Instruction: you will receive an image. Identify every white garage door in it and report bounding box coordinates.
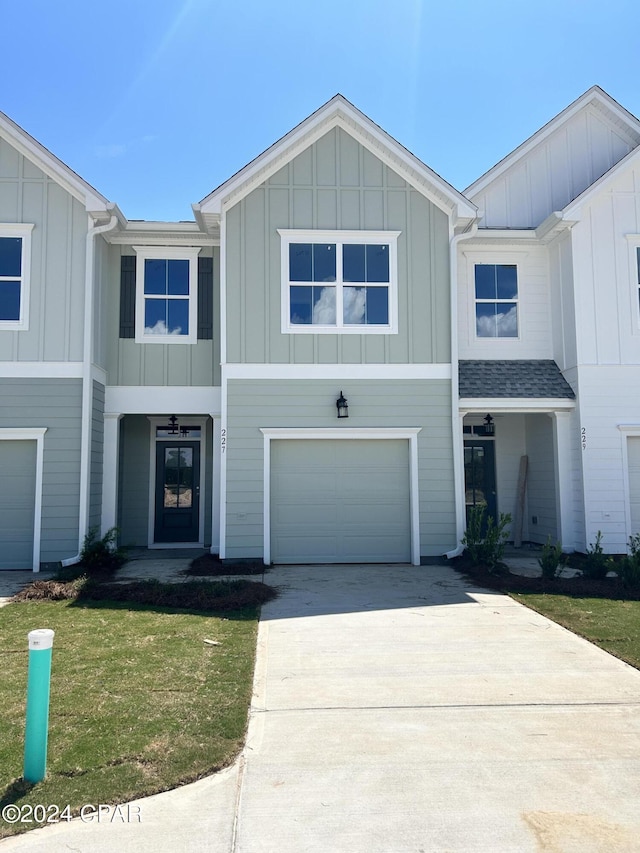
[271,439,411,564]
[628,437,640,536]
[0,440,36,570]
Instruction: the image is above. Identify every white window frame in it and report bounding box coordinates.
[278,229,400,334]
[133,246,200,344]
[0,224,34,332]
[472,261,520,341]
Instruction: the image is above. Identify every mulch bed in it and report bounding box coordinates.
[184,553,267,576]
[452,557,640,601]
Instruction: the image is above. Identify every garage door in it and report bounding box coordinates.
[271,439,411,564]
[628,437,640,535]
[0,440,37,570]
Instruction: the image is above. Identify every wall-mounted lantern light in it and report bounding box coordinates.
[483,413,495,436]
[336,391,349,419]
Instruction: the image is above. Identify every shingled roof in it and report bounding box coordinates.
[459,360,576,399]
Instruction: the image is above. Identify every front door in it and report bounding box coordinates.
[154,441,200,543]
[464,439,497,529]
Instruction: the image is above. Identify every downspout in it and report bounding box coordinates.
[444,216,479,560]
[61,211,118,567]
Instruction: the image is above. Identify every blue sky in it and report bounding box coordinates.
[3,0,639,221]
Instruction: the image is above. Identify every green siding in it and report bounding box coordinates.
[225,378,455,560]
[0,138,88,363]
[225,127,451,366]
[105,245,221,387]
[89,381,105,531]
[0,378,82,563]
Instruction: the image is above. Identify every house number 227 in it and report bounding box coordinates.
[221,428,227,453]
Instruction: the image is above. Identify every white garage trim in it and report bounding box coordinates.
[0,428,47,572]
[260,427,421,565]
[617,424,640,545]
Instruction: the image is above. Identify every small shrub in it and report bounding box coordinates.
[581,530,612,580]
[538,536,564,580]
[79,527,126,574]
[619,534,640,589]
[462,506,512,572]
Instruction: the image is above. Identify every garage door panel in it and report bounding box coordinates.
[0,440,37,570]
[271,439,411,564]
[628,437,640,534]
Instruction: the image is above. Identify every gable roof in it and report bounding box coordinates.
[194,94,477,230]
[0,110,113,217]
[464,86,640,201]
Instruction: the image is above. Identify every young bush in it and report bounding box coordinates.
[462,506,512,572]
[79,527,126,574]
[538,536,564,580]
[619,533,640,590]
[581,530,612,580]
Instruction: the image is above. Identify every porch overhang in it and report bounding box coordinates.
[459,398,575,413]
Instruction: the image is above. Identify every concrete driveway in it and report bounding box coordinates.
[2,563,640,852]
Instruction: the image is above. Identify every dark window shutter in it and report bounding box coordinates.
[119,256,136,338]
[197,256,213,340]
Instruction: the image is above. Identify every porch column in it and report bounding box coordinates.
[551,411,574,550]
[101,413,123,537]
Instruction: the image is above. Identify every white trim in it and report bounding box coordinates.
[219,370,228,559]
[0,427,47,572]
[278,230,400,335]
[105,386,221,415]
[617,424,640,544]
[459,398,575,412]
[133,246,201,345]
[211,417,222,553]
[222,363,451,380]
[260,427,421,566]
[550,411,575,550]
[91,365,108,385]
[146,416,208,548]
[0,224,34,331]
[463,254,524,342]
[101,413,122,537]
[0,361,83,378]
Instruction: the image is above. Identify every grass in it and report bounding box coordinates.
[0,579,274,838]
[510,593,640,670]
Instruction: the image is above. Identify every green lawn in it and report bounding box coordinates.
[0,598,259,838]
[511,593,640,670]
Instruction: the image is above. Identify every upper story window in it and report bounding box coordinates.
[0,224,34,332]
[474,263,518,338]
[134,247,200,344]
[279,230,400,334]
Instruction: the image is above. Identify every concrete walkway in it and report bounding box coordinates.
[2,563,640,851]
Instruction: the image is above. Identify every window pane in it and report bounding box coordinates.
[312,285,336,324]
[0,281,21,320]
[496,265,517,299]
[0,237,22,277]
[366,286,389,323]
[343,286,366,324]
[476,302,497,337]
[167,259,189,295]
[343,244,365,282]
[289,244,312,281]
[495,303,518,337]
[475,265,496,299]
[144,259,167,294]
[312,244,336,282]
[290,285,312,324]
[366,244,389,282]
[167,299,189,335]
[144,299,167,334]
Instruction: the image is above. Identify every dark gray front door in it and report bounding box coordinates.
[464,439,497,529]
[154,441,200,543]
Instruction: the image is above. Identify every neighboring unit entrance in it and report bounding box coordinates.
[464,439,497,526]
[154,441,200,542]
[0,440,37,569]
[270,439,411,564]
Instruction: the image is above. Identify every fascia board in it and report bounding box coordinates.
[197,95,476,221]
[459,398,575,412]
[0,110,111,212]
[464,86,640,200]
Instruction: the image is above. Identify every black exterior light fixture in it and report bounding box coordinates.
[336,391,349,419]
[483,413,495,436]
[167,414,179,435]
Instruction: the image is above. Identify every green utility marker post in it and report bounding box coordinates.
[23,629,55,784]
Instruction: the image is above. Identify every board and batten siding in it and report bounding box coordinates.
[89,380,105,532]
[457,243,553,360]
[525,414,558,544]
[225,127,451,366]
[0,137,87,362]
[224,378,455,560]
[0,378,82,563]
[469,105,635,228]
[105,245,221,387]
